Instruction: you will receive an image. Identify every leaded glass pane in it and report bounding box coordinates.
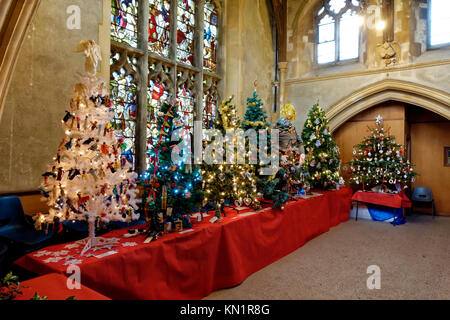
[203,1,218,71]
[429,0,450,47]
[149,0,171,56]
[110,56,137,168]
[177,83,195,131]
[329,0,346,14]
[111,0,138,47]
[177,0,195,65]
[339,10,360,60]
[203,93,217,129]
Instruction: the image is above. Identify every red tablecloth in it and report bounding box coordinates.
[15,188,352,300]
[352,190,411,208]
[14,273,110,300]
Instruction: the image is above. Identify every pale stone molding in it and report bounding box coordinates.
[0,0,41,123]
[326,79,450,132]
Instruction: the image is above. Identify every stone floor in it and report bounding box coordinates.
[204,213,450,300]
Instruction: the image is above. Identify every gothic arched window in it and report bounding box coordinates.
[316,0,362,65]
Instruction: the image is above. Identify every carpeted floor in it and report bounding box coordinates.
[204,214,450,300]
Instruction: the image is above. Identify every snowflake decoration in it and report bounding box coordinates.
[122,242,137,247]
[64,243,80,249]
[33,250,52,257]
[376,115,383,124]
[43,257,64,263]
[63,259,83,266]
[52,250,69,257]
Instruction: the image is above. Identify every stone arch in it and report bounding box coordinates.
[0,0,41,122]
[326,79,450,132]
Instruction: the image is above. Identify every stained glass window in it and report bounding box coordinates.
[110,1,221,171]
[111,0,138,47]
[316,0,361,64]
[429,0,450,47]
[177,0,195,65]
[149,0,171,56]
[177,80,195,131]
[110,54,138,167]
[203,1,218,71]
[203,93,217,129]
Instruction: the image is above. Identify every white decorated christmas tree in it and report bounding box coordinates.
[39,40,140,252]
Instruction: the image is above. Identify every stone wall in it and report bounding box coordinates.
[220,0,275,121]
[0,0,108,193]
[285,0,450,132]
[0,0,274,193]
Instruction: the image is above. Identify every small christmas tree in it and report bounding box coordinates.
[348,115,417,190]
[202,96,258,219]
[301,103,343,190]
[241,91,271,132]
[141,102,203,235]
[39,41,140,253]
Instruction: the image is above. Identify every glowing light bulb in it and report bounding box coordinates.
[376,20,386,31]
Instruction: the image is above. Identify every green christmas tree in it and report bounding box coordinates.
[348,115,417,190]
[241,91,271,174]
[202,96,258,218]
[301,103,343,190]
[141,102,203,234]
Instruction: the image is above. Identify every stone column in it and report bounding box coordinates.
[277,61,288,119]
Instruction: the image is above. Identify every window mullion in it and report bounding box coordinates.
[169,0,178,103]
[136,0,150,174]
[194,0,205,122]
[335,18,339,62]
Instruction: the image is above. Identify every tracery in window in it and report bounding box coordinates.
[176,70,195,131]
[203,1,219,71]
[316,0,361,65]
[148,0,171,56]
[110,0,221,172]
[110,51,139,168]
[429,0,450,47]
[111,0,139,48]
[177,0,196,65]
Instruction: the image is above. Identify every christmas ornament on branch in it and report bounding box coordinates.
[348,115,417,192]
[38,40,140,255]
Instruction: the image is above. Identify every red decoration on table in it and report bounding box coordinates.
[352,190,411,208]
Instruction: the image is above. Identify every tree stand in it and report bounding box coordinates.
[80,218,119,256]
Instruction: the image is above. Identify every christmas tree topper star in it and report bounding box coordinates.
[376,115,383,124]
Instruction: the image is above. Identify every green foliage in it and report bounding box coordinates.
[30,292,48,300]
[241,91,270,131]
[0,272,23,300]
[141,102,203,229]
[301,104,343,190]
[348,117,417,188]
[202,97,257,216]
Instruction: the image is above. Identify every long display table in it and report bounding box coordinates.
[15,188,352,300]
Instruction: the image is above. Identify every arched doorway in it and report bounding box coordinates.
[332,97,450,217]
[326,79,450,132]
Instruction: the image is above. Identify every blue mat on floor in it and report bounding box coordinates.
[367,204,406,226]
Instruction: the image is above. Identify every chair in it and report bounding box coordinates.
[411,187,435,218]
[0,196,54,251]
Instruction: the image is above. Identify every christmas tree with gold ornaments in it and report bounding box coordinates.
[202,96,258,219]
[348,115,417,191]
[38,41,140,253]
[301,103,344,190]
